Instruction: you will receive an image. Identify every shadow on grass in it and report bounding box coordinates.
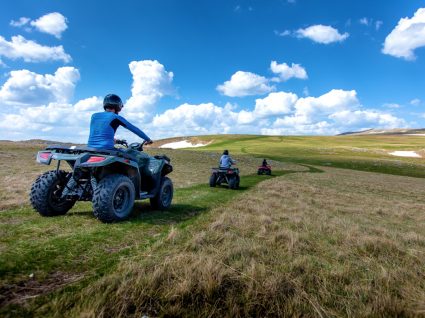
[130,203,208,225]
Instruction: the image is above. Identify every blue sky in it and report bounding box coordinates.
[0,0,424,141]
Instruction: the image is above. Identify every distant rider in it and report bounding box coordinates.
[262,158,268,167]
[219,150,235,168]
[87,94,153,149]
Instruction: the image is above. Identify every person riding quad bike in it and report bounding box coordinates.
[88,93,153,149]
[257,158,272,175]
[30,94,174,223]
[219,149,235,168]
[209,150,240,189]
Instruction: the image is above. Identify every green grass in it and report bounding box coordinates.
[1,169,306,316]
[193,134,425,177]
[1,136,425,317]
[37,165,425,317]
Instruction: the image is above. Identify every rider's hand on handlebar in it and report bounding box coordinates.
[144,140,153,145]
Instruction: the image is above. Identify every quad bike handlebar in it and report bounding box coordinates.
[114,139,152,152]
[114,139,128,147]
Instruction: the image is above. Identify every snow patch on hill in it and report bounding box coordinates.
[389,151,421,158]
[159,140,209,149]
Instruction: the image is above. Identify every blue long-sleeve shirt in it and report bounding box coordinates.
[219,154,235,168]
[87,111,151,149]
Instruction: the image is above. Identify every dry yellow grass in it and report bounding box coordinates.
[57,167,425,317]
[0,141,291,210]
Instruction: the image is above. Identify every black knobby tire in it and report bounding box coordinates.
[266,170,271,175]
[257,170,262,175]
[30,170,76,217]
[92,174,135,223]
[209,174,217,187]
[235,175,240,189]
[150,177,173,210]
[228,176,238,190]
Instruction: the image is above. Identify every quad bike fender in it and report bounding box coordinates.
[141,158,173,197]
[75,154,141,198]
[75,153,139,169]
[36,151,81,165]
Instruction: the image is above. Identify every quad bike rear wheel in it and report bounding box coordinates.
[228,175,240,190]
[150,177,173,210]
[209,174,217,187]
[30,170,76,217]
[93,174,135,223]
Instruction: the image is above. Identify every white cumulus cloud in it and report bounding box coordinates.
[253,92,297,118]
[270,61,308,82]
[0,60,407,141]
[148,89,405,138]
[125,59,174,122]
[0,101,96,141]
[151,102,240,137]
[296,24,349,44]
[217,71,274,97]
[32,12,68,38]
[10,13,68,39]
[10,17,30,27]
[263,89,405,135]
[329,110,404,127]
[0,35,71,63]
[74,96,103,112]
[0,67,80,106]
[383,8,425,60]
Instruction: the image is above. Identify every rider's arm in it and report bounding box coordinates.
[115,115,152,142]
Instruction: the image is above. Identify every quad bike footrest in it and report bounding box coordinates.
[140,192,155,199]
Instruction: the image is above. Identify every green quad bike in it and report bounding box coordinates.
[30,140,173,223]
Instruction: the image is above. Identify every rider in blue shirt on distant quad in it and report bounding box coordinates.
[87,94,153,149]
[219,150,236,168]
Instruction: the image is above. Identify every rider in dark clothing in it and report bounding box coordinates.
[262,159,268,167]
[87,94,152,149]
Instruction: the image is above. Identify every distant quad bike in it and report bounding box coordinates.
[30,140,173,223]
[209,167,240,189]
[257,165,272,175]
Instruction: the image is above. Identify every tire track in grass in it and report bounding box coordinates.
[132,166,322,227]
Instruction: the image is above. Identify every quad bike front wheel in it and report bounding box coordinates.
[30,170,76,217]
[93,174,135,223]
[150,177,173,210]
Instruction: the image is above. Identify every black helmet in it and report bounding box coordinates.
[103,94,123,112]
[223,150,229,155]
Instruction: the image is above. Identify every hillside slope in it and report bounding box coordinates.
[170,134,425,178]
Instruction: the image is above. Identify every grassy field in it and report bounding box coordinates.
[1,136,425,317]
[186,134,425,178]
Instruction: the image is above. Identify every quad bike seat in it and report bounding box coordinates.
[46,145,136,161]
